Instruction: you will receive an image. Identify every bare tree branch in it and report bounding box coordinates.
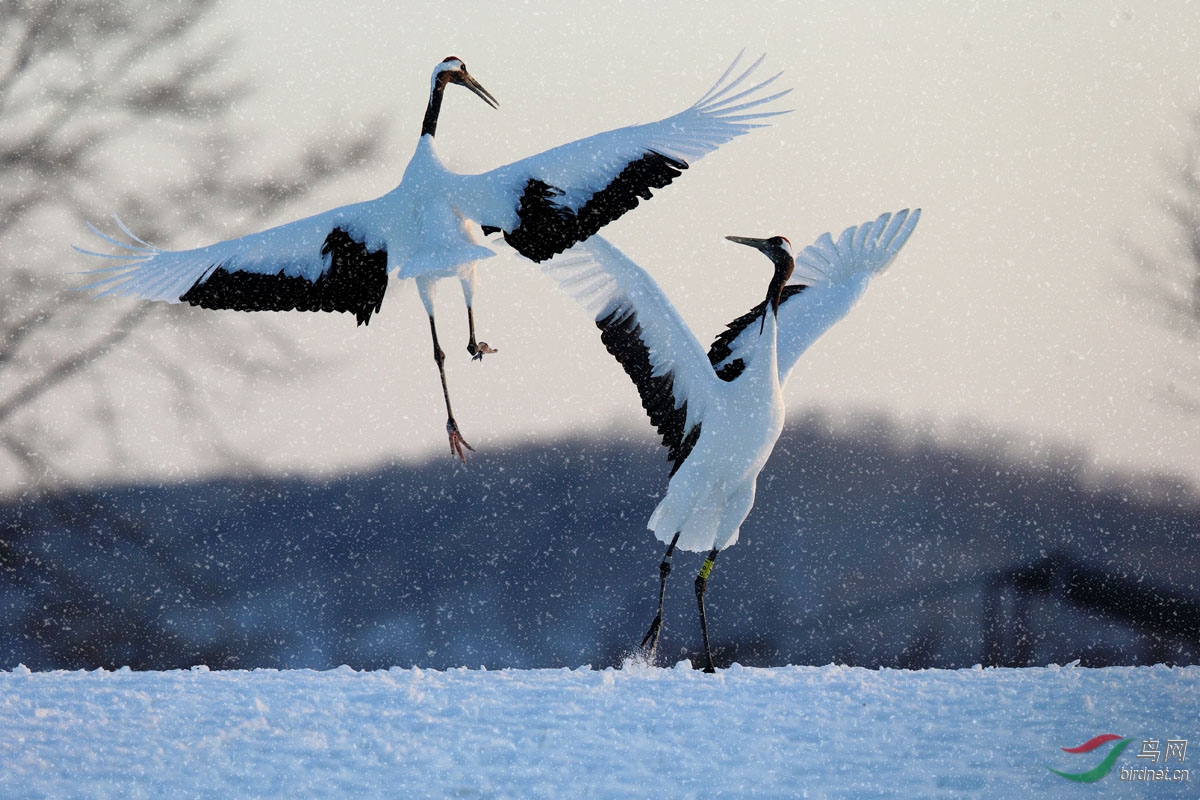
[1121,112,1200,417]
[0,0,386,491]
[0,305,151,425]
[1133,113,1200,332]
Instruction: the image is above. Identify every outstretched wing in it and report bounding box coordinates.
[76,200,391,326]
[708,209,921,385]
[544,237,718,474]
[466,53,791,263]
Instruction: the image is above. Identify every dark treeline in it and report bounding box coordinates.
[2,412,1198,671]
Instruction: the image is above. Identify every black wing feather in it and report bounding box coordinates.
[706,284,807,381]
[597,306,700,476]
[179,227,388,326]
[504,152,687,263]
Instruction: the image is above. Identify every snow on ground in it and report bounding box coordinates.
[1,663,1196,799]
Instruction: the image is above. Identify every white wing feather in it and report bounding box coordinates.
[460,52,791,225]
[778,209,921,384]
[709,209,921,387]
[544,236,718,432]
[76,199,386,301]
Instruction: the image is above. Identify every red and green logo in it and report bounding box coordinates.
[1047,734,1133,783]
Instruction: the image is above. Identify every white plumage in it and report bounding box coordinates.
[77,54,790,460]
[544,209,921,669]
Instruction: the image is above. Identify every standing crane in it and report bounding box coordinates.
[78,54,789,460]
[543,209,921,670]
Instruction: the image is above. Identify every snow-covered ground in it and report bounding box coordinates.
[1,663,1195,799]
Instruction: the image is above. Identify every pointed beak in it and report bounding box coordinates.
[458,71,499,109]
[728,235,790,333]
[725,235,773,254]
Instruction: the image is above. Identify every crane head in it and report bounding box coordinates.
[434,57,499,109]
[726,235,791,261]
[726,235,796,330]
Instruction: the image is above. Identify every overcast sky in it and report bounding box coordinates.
[39,1,1200,492]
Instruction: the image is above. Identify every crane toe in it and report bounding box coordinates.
[640,615,664,657]
[446,420,475,462]
[469,342,497,361]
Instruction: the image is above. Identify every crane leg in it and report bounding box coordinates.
[429,314,473,461]
[639,532,681,659]
[694,548,720,673]
[466,307,496,361]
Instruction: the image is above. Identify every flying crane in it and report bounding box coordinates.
[78,54,789,460]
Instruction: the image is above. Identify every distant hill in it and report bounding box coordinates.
[3,412,1198,671]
